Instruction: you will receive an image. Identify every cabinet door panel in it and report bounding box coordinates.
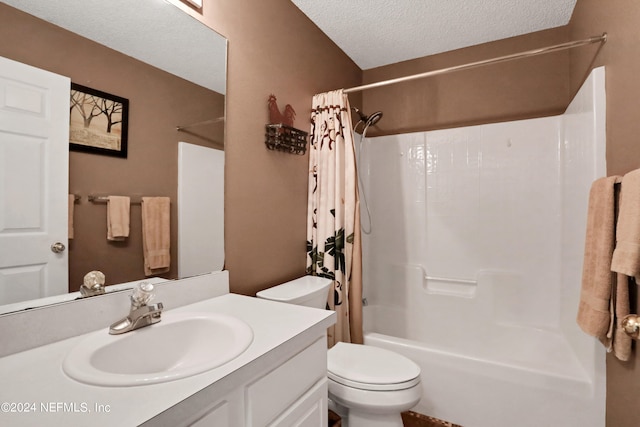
[269,378,327,427]
[246,338,326,426]
[190,400,230,427]
[188,390,244,427]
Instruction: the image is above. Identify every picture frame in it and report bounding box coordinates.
[69,83,129,158]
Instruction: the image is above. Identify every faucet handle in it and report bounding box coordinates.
[131,282,155,308]
[80,270,106,297]
[83,270,105,288]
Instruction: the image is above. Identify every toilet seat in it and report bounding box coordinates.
[328,342,421,391]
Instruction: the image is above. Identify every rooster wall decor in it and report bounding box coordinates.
[268,94,296,127]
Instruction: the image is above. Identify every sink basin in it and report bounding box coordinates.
[62,311,253,387]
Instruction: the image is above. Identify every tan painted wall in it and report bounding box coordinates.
[196,0,362,296]
[569,2,640,426]
[0,4,224,290]
[360,27,571,136]
[0,0,360,296]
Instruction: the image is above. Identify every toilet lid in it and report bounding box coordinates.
[327,343,421,391]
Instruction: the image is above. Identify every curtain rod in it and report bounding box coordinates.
[344,33,607,94]
[176,116,225,131]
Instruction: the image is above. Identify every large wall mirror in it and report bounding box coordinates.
[0,0,227,314]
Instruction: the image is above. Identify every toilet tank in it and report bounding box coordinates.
[256,276,332,309]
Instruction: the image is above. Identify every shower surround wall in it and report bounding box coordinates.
[360,68,606,427]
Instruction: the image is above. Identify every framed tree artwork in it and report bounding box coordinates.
[69,83,129,158]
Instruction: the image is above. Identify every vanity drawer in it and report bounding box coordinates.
[246,336,326,426]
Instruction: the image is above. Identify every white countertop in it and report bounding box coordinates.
[0,294,335,427]
[0,277,169,316]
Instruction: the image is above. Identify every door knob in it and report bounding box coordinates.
[622,314,640,339]
[51,242,66,253]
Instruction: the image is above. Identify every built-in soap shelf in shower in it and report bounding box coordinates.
[402,264,478,298]
[424,275,477,298]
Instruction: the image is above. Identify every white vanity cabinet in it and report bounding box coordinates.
[246,337,327,427]
[145,336,328,427]
[0,290,336,427]
[187,389,244,427]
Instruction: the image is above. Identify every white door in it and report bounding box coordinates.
[178,142,225,278]
[0,56,70,305]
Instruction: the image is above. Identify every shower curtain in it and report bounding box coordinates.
[306,89,363,346]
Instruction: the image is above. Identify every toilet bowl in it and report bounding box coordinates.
[256,276,422,427]
[328,341,421,427]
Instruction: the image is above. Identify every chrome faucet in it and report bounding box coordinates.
[109,282,163,335]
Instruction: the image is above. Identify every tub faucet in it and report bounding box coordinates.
[109,282,163,335]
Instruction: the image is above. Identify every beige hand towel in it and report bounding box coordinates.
[68,194,75,240]
[611,169,640,279]
[577,176,620,342]
[141,197,170,276]
[107,196,131,241]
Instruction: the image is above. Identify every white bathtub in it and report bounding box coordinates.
[363,304,603,427]
[358,68,607,427]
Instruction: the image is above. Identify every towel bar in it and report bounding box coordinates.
[88,195,143,205]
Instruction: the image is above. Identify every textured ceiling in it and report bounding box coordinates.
[1,0,227,94]
[291,0,577,70]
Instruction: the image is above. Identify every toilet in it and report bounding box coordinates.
[256,276,422,427]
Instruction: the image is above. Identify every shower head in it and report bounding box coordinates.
[351,107,383,128]
[365,111,383,127]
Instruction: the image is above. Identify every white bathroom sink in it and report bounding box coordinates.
[62,311,253,387]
